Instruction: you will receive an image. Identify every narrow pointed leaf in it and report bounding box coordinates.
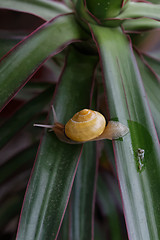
[118,2,160,20]
[0,86,54,149]
[71,142,97,240]
[64,0,73,8]
[136,55,160,137]
[0,14,87,111]
[0,0,71,20]
[91,25,160,239]
[142,54,160,77]
[16,48,97,240]
[123,18,160,32]
[58,206,70,240]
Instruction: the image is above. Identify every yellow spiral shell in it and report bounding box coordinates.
[65,109,106,142]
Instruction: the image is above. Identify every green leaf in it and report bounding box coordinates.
[118,1,160,20]
[0,86,54,149]
[16,48,97,240]
[0,0,71,21]
[136,55,160,137]
[86,0,123,19]
[142,54,160,77]
[75,0,97,26]
[0,14,87,111]
[91,25,160,239]
[64,0,74,8]
[123,18,160,32]
[58,206,70,240]
[71,142,97,240]
[103,141,116,174]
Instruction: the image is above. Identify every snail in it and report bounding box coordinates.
[34,106,129,144]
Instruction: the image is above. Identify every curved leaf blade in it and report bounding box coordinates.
[123,18,160,32]
[118,2,160,20]
[71,142,97,240]
[135,54,160,138]
[0,86,54,149]
[0,14,86,111]
[142,54,160,78]
[0,0,71,20]
[91,25,160,240]
[16,48,97,240]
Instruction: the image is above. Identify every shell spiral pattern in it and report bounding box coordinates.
[65,109,106,142]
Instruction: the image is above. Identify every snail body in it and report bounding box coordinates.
[34,106,129,144]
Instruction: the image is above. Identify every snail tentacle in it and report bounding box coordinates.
[33,124,53,129]
[33,105,57,130]
[51,105,58,123]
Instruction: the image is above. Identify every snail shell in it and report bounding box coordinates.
[34,106,129,144]
[65,109,106,142]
